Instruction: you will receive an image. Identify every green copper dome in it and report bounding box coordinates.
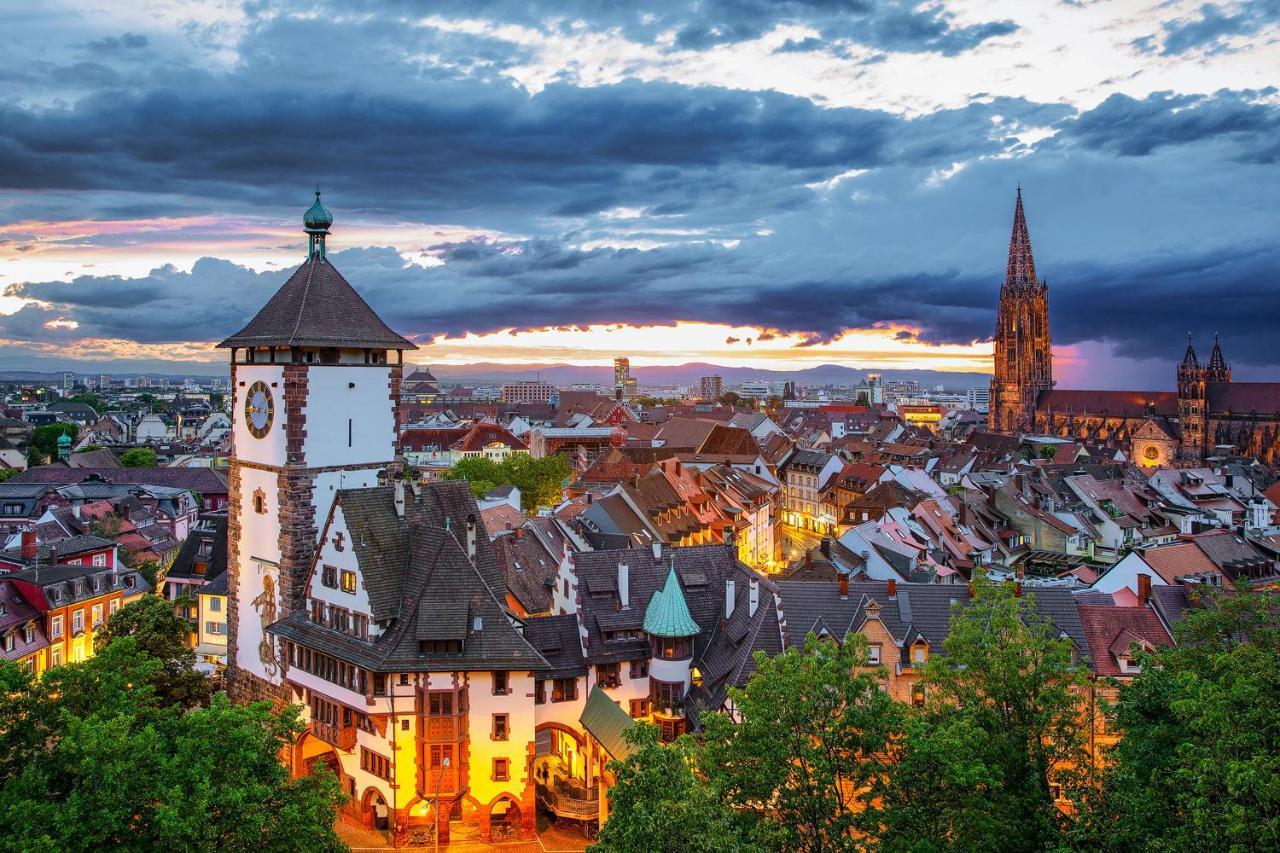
[643,566,700,638]
[56,433,71,446]
[303,190,333,232]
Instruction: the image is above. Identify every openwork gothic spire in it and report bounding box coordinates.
[1207,333,1228,372]
[1004,185,1039,290]
[1181,334,1199,369]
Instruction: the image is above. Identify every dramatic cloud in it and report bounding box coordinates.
[0,0,1277,384]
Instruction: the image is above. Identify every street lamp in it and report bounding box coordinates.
[434,754,450,853]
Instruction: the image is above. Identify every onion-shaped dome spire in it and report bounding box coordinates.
[303,189,333,260]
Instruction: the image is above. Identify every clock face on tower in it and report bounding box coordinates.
[244,381,275,439]
[1143,445,1160,461]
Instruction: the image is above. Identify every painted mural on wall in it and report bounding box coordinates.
[252,571,279,679]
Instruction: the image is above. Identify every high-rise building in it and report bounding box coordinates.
[613,357,636,401]
[989,187,1053,434]
[699,375,723,402]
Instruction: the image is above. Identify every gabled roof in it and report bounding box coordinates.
[643,566,701,637]
[218,258,415,350]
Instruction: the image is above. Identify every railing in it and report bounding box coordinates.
[312,720,356,752]
[539,782,600,820]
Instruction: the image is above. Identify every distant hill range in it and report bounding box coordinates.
[426,362,991,391]
[0,354,990,392]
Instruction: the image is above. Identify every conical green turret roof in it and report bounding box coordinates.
[643,566,700,638]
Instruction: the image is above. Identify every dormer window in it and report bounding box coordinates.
[911,643,928,665]
[867,643,882,665]
[1118,656,1141,674]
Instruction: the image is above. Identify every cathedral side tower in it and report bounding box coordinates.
[1177,335,1206,460]
[219,193,415,703]
[989,188,1053,434]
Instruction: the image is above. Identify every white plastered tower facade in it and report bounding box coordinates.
[221,193,415,703]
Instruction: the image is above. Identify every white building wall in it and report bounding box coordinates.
[468,671,537,811]
[232,365,287,466]
[304,366,397,468]
[234,464,285,684]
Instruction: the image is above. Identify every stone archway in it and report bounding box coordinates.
[361,786,391,831]
[535,722,587,787]
[486,794,524,843]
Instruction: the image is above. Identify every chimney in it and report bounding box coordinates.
[886,578,897,599]
[748,578,759,617]
[820,537,832,559]
[725,578,736,619]
[651,541,662,560]
[1015,473,1026,493]
[393,478,406,518]
[1014,582,1023,598]
[838,574,848,600]
[466,514,477,560]
[21,529,37,560]
[966,582,974,598]
[1137,573,1151,607]
[804,550,813,568]
[618,562,630,608]
[586,492,594,505]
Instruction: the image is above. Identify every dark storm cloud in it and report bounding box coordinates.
[1056,89,1280,162]
[0,77,1055,225]
[1133,0,1280,55]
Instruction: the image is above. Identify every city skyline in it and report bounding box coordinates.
[1,1,1277,387]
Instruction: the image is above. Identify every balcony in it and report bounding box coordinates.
[311,720,357,752]
[424,715,463,742]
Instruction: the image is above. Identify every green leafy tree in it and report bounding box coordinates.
[120,447,158,467]
[442,453,570,511]
[95,596,210,709]
[31,423,79,459]
[717,391,741,407]
[855,392,870,407]
[0,639,345,851]
[1076,584,1280,853]
[701,634,903,853]
[871,578,1092,852]
[209,392,225,412]
[0,468,18,483]
[593,724,752,853]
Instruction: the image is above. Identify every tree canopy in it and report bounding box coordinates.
[442,453,570,510]
[0,620,344,851]
[95,596,210,708]
[1077,584,1280,852]
[120,447,158,467]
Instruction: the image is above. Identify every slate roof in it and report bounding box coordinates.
[218,257,415,350]
[268,482,547,673]
[777,580,1093,670]
[166,513,227,582]
[493,530,558,615]
[9,467,228,493]
[0,534,115,567]
[573,544,783,709]
[522,613,587,678]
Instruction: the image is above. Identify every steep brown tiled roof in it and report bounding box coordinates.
[1138,542,1221,585]
[218,258,415,350]
[1037,389,1178,417]
[1076,604,1172,677]
[1206,382,1280,414]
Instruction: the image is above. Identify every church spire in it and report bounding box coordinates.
[1181,333,1199,369]
[1004,185,1038,290]
[1205,332,1231,383]
[1207,333,1227,371]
